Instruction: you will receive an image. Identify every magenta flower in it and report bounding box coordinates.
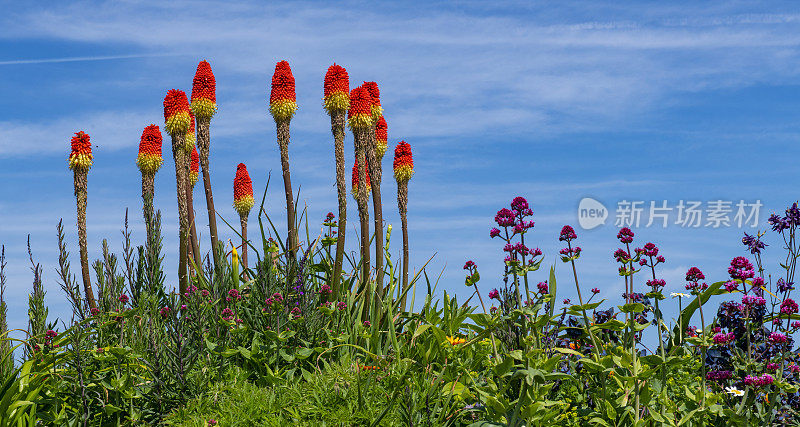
[641,242,659,257]
[685,267,705,282]
[742,295,766,307]
[766,362,780,371]
[724,281,739,292]
[159,307,170,318]
[617,227,634,244]
[712,332,735,345]
[559,225,577,242]
[781,298,798,315]
[489,227,501,238]
[488,289,500,300]
[494,208,515,227]
[563,298,571,305]
[463,260,476,270]
[728,256,755,281]
[591,287,600,294]
[118,294,129,305]
[537,281,548,294]
[769,332,789,344]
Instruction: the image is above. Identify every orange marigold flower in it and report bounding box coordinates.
[375,116,388,158]
[163,89,191,136]
[393,141,414,183]
[362,81,383,121]
[347,86,373,130]
[68,131,93,170]
[351,158,371,199]
[269,60,297,121]
[136,124,163,174]
[190,60,217,119]
[233,163,255,216]
[190,146,199,187]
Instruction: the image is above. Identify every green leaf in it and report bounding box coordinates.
[618,303,646,313]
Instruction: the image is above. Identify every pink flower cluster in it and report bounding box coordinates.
[712,332,735,345]
[744,373,774,387]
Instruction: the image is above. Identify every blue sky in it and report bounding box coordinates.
[1,1,799,342]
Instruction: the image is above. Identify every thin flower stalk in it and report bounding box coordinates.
[363,81,386,297]
[68,131,97,311]
[190,60,221,269]
[393,141,413,310]
[270,60,299,259]
[164,89,192,294]
[348,86,374,292]
[323,64,350,297]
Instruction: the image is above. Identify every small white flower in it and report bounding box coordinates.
[671,292,691,298]
[725,386,744,397]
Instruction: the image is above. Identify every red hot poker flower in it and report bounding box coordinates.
[323,63,350,113]
[393,141,414,183]
[191,60,217,118]
[233,163,255,216]
[69,131,93,170]
[163,89,191,136]
[362,81,382,121]
[136,124,163,174]
[351,159,371,199]
[347,86,373,130]
[269,60,298,121]
[190,146,200,187]
[375,116,388,158]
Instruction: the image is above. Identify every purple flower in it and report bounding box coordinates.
[741,232,767,255]
[559,225,577,242]
[563,298,571,305]
[766,362,780,371]
[325,212,335,221]
[777,279,795,293]
[337,301,347,311]
[159,307,170,318]
[646,279,666,290]
[656,255,665,263]
[118,294,129,305]
[591,287,600,294]
[488,289,500,300]
[463,260,476,270]
[769,213,789,233]
[617,227,634,244]
[787,203,800,226]
[489,227,501,238]
[724,281,739,292]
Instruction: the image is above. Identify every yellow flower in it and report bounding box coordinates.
[446,336,467,346]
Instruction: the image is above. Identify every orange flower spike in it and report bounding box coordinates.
[351,159,371,199]
[347,86,373,130]
[269,60,298,122]
[163,89,191,136]
[184,111,196,152]
[362,81,383,122]
[68,131,93,170]
[190,60,217,119]
[189,146,199,187]
[393,141,414,183]
[323,63,350,114]
[136,125,163,174]
[375,116,388,158]
[233,163,255,216]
